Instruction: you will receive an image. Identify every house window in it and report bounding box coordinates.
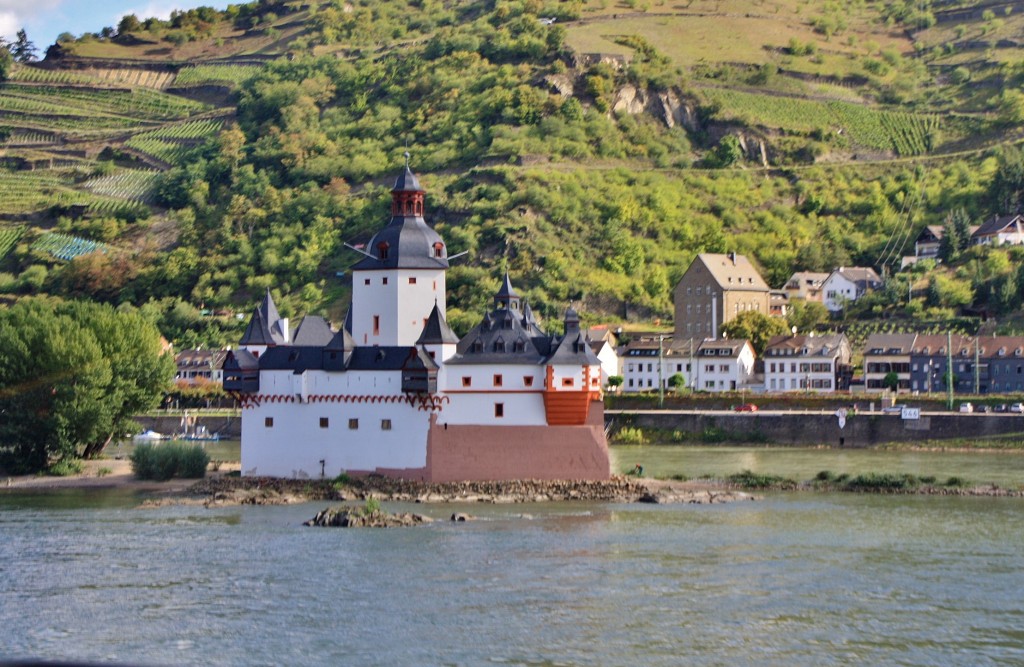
[462,376,472,387]
[494,403,504,418]
[524,376,534,387]
[265,417,273,427]
[493,374,503,387]
[348,418,359,429]
[372,315,380,336]
[381,419,392,431]
[562,378,574,387]
[364,278,370,285]
[409,277,417,284]
[319,417,329,429]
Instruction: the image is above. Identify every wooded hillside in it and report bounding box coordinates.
[2,0,1024,345]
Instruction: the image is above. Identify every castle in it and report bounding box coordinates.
[222,166,611,482]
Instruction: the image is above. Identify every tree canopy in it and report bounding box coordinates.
[0,298,175,473]
[721,310,791,356]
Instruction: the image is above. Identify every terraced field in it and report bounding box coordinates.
[174,64,262,87]
[32,232,111,261]
[701,88,942,155]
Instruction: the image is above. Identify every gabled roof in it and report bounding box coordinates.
[765,333,849,357]
[223,348,259,371]
[291,316,335,346]
[828,266,882,286]
[973,214,1024,238]
[546,330,602,366]
[785,271,829,289]
[686,253,769,292]
[863,333,918,355]
[417,303,460,345]
[697,339,752,358]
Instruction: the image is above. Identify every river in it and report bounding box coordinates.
[2,476,1023,665]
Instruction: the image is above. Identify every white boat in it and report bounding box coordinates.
[133,430,166,441]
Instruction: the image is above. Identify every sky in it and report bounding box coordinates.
[0,0,230,54]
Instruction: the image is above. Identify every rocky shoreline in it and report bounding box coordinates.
[168,474,758,508]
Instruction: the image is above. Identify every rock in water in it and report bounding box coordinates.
[304,506,432,528]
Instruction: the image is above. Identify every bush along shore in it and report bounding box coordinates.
[173,474,757,508]
[723,469,1024,496]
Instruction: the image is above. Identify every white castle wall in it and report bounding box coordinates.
[241,400,430,478]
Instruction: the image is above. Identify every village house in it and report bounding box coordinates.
[586,326,622,386]
[862,333,916,392]
[784,271,829,302]
[673,252,771,340]
[822,266,883,312]
[175,349,228,384]
[222,166,610,482]
[971,214,1024,246]
[696,339,756,392]
[763,333,852,393]
[908,334,1024,394]
[619,334,696,392]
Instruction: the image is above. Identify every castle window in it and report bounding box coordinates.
[471,339,483,353]
[409,277,417,284]
[524,376,534,387]
[513,339,526,353]
[265,417,273,428]
[493,339,506,353]
[320,417,329,429]
[494,403,504,418]
[462,376,472,387]
[433,242,444,258]
[381,419,392,431]
[373,315,380,336]
[348,418,359,430]
[364,279,370,285]
[382,277,388,285]
[493,374,503,387]
[562,378,574,387]
[377,242,389,259]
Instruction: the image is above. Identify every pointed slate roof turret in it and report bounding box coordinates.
[563,305,581,336]
[240,288,287,346]
[494,272,521,311]
[351,162,449,271]
[417,302,460,345]
[291,315,335,346]
[520,299,545,336]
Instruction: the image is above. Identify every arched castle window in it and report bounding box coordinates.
[377,242,390,260]
[433,242,444,258]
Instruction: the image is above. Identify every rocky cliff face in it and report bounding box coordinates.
[610,84,700,133]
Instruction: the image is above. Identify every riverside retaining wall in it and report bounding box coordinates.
[611,412,1024,447]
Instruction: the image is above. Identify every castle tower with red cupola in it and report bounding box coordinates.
[350,164,448,347]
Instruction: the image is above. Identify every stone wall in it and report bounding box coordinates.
[613,412,1024,447]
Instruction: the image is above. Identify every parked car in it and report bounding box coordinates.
[1011,403,1024,413]
[959,403,974,413]
[976,404,991,413]
[882,405,904,414]
[734,403,758,412]
[994,404,1009,413]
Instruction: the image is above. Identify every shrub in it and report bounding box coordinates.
[945,476,969,488]
[130,443,209,480]
[843,473,920,492]
[727,469,796,489]
[613,426,647,444]
[47,459,84,477]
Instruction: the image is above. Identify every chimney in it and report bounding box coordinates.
[729,251,736,265]
[281,317,290,343]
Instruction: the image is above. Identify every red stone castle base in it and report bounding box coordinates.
[371,401,611,482]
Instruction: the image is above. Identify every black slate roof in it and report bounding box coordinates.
[417,303,460,345]
[239,289,287,346]
[291,315,335,346]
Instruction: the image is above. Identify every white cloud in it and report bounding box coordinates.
[0,0,64,43]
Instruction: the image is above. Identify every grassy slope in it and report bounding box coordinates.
[1,0,1022,340]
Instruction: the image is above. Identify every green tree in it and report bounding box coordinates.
[988,146,1024,215]
[10,29,37,63]
[0,299,175,472]
[720,310,790,356]
[882,371,900,392]
[787,299,829,333]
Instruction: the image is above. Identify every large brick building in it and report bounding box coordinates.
[673,253,770,340]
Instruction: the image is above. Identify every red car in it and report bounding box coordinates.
[734,403,758,412]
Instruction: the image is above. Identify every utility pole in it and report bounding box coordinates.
[947,331,954,411]
[974,337,980,395]
[659,334,667,407]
